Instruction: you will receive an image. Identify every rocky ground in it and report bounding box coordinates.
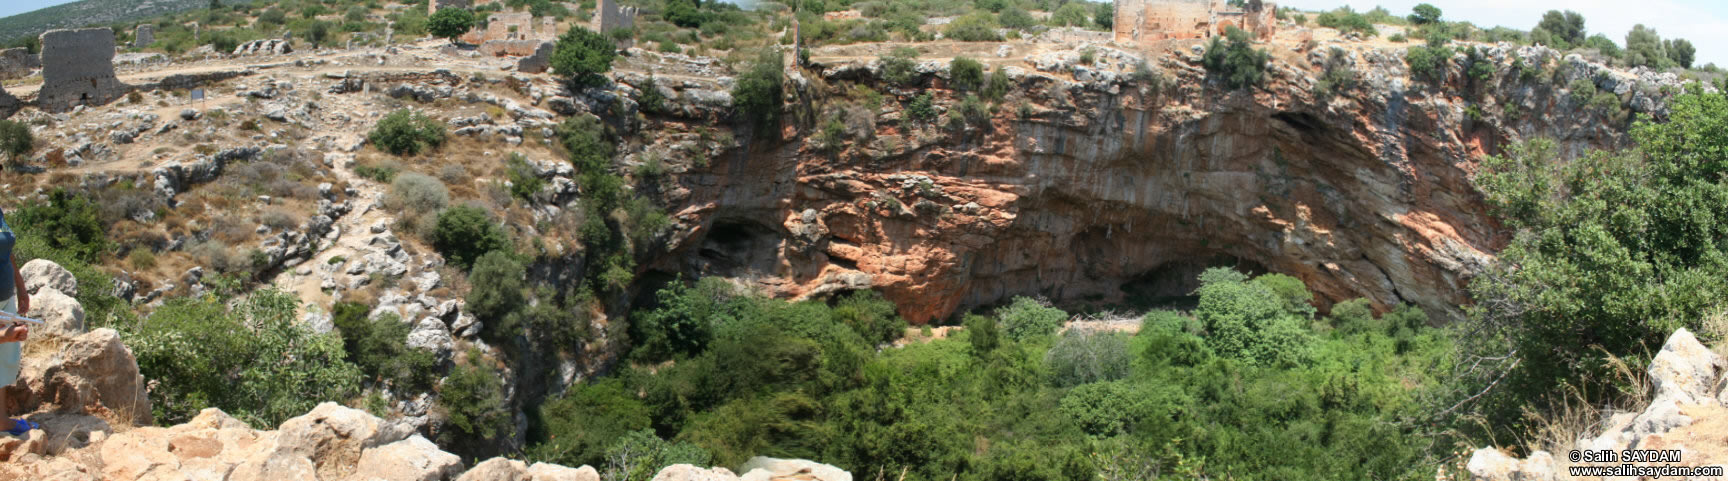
[1464,328,1728,480]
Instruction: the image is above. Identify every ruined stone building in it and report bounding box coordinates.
[0,48,38,80]
[1112,0,1276,44]
[466,12,566,59]
[38,28,127,113]
[592,0,638,34]
[133,25,155,49]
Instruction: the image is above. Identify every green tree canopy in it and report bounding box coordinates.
[551,26,618,87]
[428,8,476,43]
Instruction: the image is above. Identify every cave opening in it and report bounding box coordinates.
[1117,254,1268,311]
[694,219,780,277]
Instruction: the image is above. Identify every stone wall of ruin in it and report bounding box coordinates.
[0,48,37,80]
[1114,0,1214,43]
[38,28,126,113]
[592,0,638,33]
[134,25,155,49]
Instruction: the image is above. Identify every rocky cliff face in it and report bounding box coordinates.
[645,42,1694,322]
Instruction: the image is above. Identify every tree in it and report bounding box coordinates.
[428,8,476,43]
[551,26,617,87]
[438,351,512,456]
[1202,26,1270,90]
[432,205,511,270]
[663,0,707,28]
[467,251,526,339]
[1466,89,1728,431]
[997,7,1036,30]
[331,303,436,391]
[1407,3,1441,24]
[531,380,652,467]
[1535,10,1585,47]
[732,49,784,136]
[1045,330,1130,387]
[1050,3,1089,28]
[942,11,1000,42]
[369,109,445,156]
[1625,24,1670,69]
[964,314,999,355]
[879,47,921,87]
[1093,2,1113,30]
[1585,34,1621,58]
[997,297,1067,341]
[948,56,984,92]
[0,120,33,164]
[1665,38,1695,69]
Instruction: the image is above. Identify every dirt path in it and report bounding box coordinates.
[268,139,394,311]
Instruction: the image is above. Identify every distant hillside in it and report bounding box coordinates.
[0,0,205,44]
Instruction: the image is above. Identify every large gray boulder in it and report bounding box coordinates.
[22,259,77,297]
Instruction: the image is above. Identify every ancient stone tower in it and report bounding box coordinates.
[1113,0,1276,44]
[429,0,471,16]
[38,28,126,113]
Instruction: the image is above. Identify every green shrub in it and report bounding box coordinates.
[948,56,983,92]
[427,7,474,42]
[466,251,526,339]
[551,26,617,86]
[879,46,921,87]
[1464,91,1728,430]
[0,119,33,162]
[13,188,108,262]
[906,91,937,124]
[997,7,1035,30]
[1404,37,1453,84]
[437,350,512,456]
[1050,3,1089,27]
[369,109,445,156]
[1407,3,1441,24]
[432,205,510,270]
[1192,268,1312,367]
[830,290,906,346]
[530,380,652,467]
[630,277,737,361]
[601,429,712,481]
[732,50,784,135]
[384,172,450,215]
[982,66,1011,101]
[637,76,666,114]
[1045,330,1130,387]
[965,313,1000,355]
[1201,27,1269,90]
[996,296,1066,341]
[330,302,437,392]
[1058,381,1138,436]
[942,11,1000,41]
[505,153,544,201]
[1315,7,1377,37]
[130,289,362,427]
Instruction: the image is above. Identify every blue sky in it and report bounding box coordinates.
[1281,0,1728,67]
[3,0,1725,65]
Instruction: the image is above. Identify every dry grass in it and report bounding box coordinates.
[1515,349,1651,475]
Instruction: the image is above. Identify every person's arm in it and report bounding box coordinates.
[13,254,26,316]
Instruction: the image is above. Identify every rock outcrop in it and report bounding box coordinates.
[1465,328,1728,480]
[649,42,1686,322]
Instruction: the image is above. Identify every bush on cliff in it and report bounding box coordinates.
[0,119,32,164]
[369,109,446,156]
[331,302,437,392]
[437,349,513,456]
[1202,27,1269,90]
[732,49,784,136]
[431,205,511,270]
[530,379,652,468]
[552,26,618,87]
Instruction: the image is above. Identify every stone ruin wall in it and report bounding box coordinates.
[38,28,126,113]
[517,41,555,73]
[133,25,155,49]
[593,0,638,33]
[464,12,551,45]
[1114,0,1214,43]
[1113,0,1276,44]
[0,48,37,80]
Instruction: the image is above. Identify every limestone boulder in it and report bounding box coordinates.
[456,457,528,481]
[526,463,600,481]
[738,457,850,481]
[31,288,85,339]
[231,402,409,481]
[351,435,462,481]
[23,328,151,425]
[21,259,78,297]
[653,464,741,481]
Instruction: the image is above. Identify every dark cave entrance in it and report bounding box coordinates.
[1117,254,1268,311]
[694,219,780,278]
